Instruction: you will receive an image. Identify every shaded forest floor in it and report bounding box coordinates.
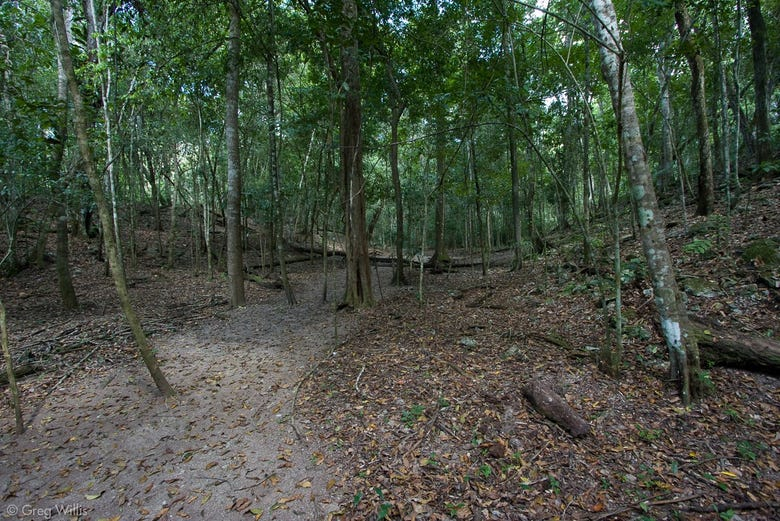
[1,180,779,520]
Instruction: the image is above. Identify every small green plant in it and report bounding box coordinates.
[401,404,425,427]
[696,370,715,394]
[621,257,647,285]
[445,502,465,516]
[683,238,713,256]
[548,474,561,495]
[478,464,492,478]
[352,491,363,507]
[377,503,392,520]
[724,407,742,423]
[636,424,662,442]
[736,440,757,461]
[718,509,736,520]
[422,453,438,467]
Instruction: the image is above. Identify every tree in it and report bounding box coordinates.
[50,0,175,397]
[225,0,245,307]
[746,0,773,172]
[338,0,373,307]
[265,0,296,305]
[1,297,23,434]
[500,0,522,271]
[590,0,703,404]
[674,0,715,216]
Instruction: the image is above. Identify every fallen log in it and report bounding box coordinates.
[692,319,780,376]
[0,363,40,385]
[522,380,590,437]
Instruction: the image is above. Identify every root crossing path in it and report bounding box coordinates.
[1,266,391,520]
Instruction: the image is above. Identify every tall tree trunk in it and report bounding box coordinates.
[167,160,179,269]
[339,0,372,308]
[50,0,175,397]
[501,2,522,271]
[390,104,407,285]
[266,0,296,306]
[431,114,448,272]
[657,56,675,195]
[225,0,245,307]
[51,23,78,310]
[591,0,703,404]
[746,0,773,172]
[674,0,715,216]
[469,136,488,276]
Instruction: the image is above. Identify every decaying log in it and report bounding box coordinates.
[522,380,590,437]
[692,319,780,376]
[0,363,39,385]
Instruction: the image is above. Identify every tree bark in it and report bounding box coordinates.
[51,23,78,310]
[390,104,407,285]
[692,319,780,375]
[501,1,523,271]
[339,0,373,308]
[266,0,296,306]
[522,380,589,437]
[225,0,245,307]
[746,0,773,172]
[1,298,24,434]
[431,114,449,272]
[591,0,702,404]
[50,0,175,397]
[674,0,715,216]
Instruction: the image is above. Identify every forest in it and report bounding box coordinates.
[1,0,779,519]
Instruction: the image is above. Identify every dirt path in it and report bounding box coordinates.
[1,265,392,520]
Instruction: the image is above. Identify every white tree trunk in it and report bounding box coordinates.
[590,0,703,404]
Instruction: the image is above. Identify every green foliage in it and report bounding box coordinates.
[718,510,736,521]
[635,424,662,442]
[736,440,758,461]
[401,404,425,427]
[621,257,647,285]
[683,238,714,256]
[547,474,561,495]
[742,239,779,266]
[445,502,465,516]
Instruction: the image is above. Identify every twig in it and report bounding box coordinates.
[354,365,365,395]
[685,501,780,513]
[594,493,701,520]
[26,344,103,424]
[46,344,102,399]
[290,349,338,443]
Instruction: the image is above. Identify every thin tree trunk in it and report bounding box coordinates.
[390,104,407,285]
[225,0,245,307]
[657,55,675,195]
[50,0,175,397]
[431,115,448,272]
[51,25,78,309]
[266,0,296,306]
[469,136,488,276]
[591,0,703,404]
[501,1,523,271]
[1,298,24,434]
[674,0,715,216]
[167,160,179,269]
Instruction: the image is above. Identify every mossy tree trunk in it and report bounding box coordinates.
[591,0,703,404]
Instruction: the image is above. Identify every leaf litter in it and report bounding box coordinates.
[0,181,779,520]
